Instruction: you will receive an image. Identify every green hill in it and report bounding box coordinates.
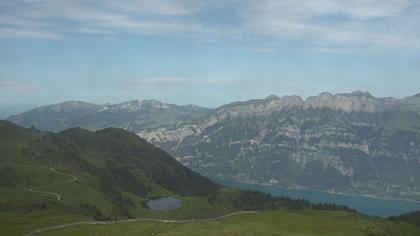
[0,120,221,234]
[390,210,420,227]
[1,120,419,235]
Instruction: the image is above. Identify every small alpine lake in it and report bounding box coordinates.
[147,197,182,211]
[215,179,420,218]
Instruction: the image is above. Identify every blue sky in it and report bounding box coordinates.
[1,0,420,114]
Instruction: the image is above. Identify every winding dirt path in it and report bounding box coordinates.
[24,211,261,236]
[1,164,260,235]
[0,163,77,203]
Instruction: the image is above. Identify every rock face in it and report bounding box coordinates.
[7,99,210,132]
[305,91,378,112]
[138,91,420,201]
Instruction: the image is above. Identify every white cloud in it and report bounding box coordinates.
[242,0,420,49]
[0,0,419,51]
[0,0,207,38]
[0,81,37,92]
[0,27,60,39]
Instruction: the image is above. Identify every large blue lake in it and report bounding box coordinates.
[215,179,420,218]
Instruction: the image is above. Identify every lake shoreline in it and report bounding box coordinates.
[242,181,420,204]
[213,178,420,218]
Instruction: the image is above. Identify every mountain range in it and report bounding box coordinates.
[7,91,420,201]
[7,99,210,132]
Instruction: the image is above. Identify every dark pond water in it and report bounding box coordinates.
[215,179,420,218]
[147,197,182,211]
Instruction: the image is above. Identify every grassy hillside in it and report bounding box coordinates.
[1,120,418,235]
[43,210,420,236]
[389,210,420,227]
[0,120,223,235]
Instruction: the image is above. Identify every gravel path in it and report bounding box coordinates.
[0,163,77,202]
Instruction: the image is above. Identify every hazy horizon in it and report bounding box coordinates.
[2,89,420,119]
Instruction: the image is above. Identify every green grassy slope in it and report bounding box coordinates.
[43,210,420,236]
[389,210,420,227]
[1,120,418,235]
[0,120,223,235]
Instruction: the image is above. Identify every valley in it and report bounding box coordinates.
[1,121,419,235]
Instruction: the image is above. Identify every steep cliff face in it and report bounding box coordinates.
[138,92,420,200]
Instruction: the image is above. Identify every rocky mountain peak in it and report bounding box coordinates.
[216,91,383,117]
[100,99,170,113]
[39,101,100,113]
[217,94,304,117]
[348,90,374,98]
[278,95,305,106]
[318,92,334,97]
[412,93,420,98]
[264,94,280,100]
[305,92,378,112]
[60,100,88,106]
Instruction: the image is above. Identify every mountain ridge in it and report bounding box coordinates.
[135,92,420,201]
[7,99,211,132]
[8,91,420,129]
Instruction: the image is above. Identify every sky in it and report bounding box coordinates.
[1,0,420,115]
